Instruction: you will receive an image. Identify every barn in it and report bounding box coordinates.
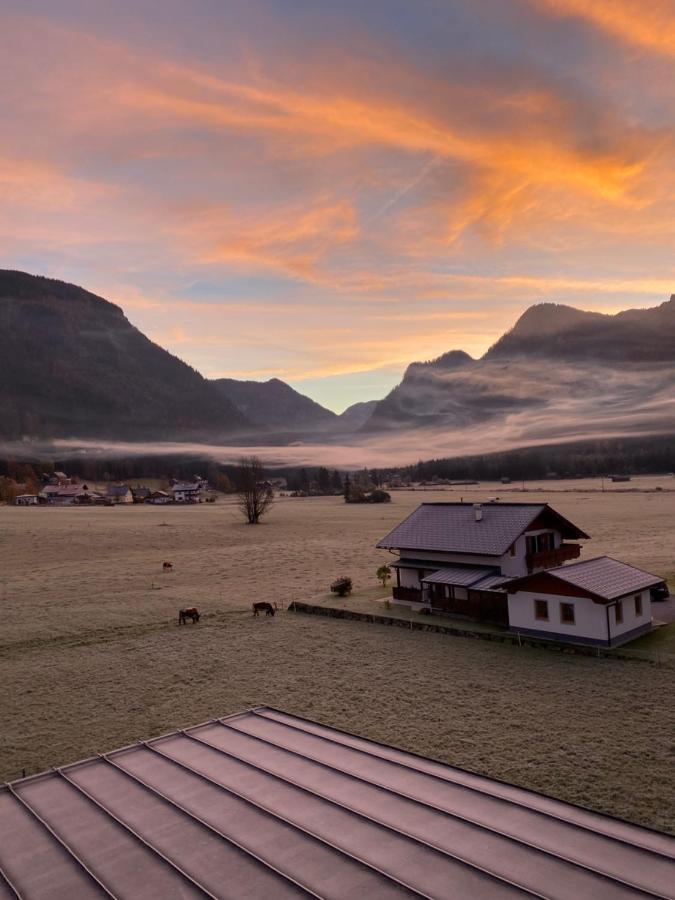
[1,707,673,897]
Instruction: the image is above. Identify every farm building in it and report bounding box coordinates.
[13,494,38,506]
[377,501,667,644]
[106,484,133,504]
[506,556,660,647]
[1,706,672,898]
[377,501,589,624]
[172,482,202,502]
[147,490,171,504]
[39,484,100,506]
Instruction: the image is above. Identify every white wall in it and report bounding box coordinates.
[508,588,652,644]
[607,590,652,641]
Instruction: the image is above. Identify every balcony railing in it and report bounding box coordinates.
[526,543,581,572]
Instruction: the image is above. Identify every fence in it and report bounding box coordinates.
[287,601,673,666]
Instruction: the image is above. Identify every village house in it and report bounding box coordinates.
[171,482,202,503]
[377,500,664,645]
[131,485,151,503]
[39,483,98,506]
[14,494,38,506]
[106,483,133,504]
[148,489,171,504]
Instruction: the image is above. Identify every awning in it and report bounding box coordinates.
[421,566,497,587]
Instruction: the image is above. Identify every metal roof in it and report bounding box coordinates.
[377,503,587,557]
[421,566,496,587]
[1,707,673,899]
[538,556,664,602]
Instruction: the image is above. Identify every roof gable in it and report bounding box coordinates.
[508,556,663,602]
[377,502,586,557]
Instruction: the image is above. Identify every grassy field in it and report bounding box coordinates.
[1,480,674,833]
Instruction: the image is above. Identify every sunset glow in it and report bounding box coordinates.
[2,0,675,409]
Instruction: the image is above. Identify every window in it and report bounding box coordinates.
[509,542,516,557]
[560,603,575,625]
[526,536,537,555]
[615,601,623,625]
[535,599,549,621]
[634,594,643,616]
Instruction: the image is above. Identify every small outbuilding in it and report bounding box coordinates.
[506,556,662,646]
[14,494,38,506]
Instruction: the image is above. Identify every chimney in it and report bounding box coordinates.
[473,502,483,522]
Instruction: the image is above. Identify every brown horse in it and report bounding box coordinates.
[163,561,173,572]
[179,607,200,625]
[252,602,275,617]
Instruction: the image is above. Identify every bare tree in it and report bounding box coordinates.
[236,456,274,524]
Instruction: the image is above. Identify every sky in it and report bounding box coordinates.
[2,0,675,412]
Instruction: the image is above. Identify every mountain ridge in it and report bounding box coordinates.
[0,270,250,440]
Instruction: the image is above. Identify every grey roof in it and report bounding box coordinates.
[421,566,496,587]
[473,573,513,591]
[535,556,664,601]
[377,502,587,557]
[106,484,130,496]
[1,707,673,899]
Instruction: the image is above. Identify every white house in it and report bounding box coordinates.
[14,494,38,506]
[506,556,660,647]
[377,501,589,624]
[172,483,202,503]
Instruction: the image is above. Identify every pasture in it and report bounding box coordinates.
[1,479,674,834]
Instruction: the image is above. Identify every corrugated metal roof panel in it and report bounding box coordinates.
[1,707,673,898]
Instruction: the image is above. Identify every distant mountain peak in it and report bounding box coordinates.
[213,376,337,430]
[0,269,249,440]
[502,302,600,339]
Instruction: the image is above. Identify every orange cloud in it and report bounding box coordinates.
[532,1,675,56]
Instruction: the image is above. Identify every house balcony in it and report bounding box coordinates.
[392,586,425,603]
[526,543,581,572]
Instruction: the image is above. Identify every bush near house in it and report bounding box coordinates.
[330,576,353,597]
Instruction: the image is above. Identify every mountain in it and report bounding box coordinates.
[337,400,380,430]
[213,377,338,430]
[363,298,675,441]
[486,299,675,362]
[0,270,250,440]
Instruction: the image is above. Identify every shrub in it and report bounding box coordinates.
[368,489,391,503]
[376,564,392,588]
[330,576,353,597]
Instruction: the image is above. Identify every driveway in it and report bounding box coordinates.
[652,594,675,625]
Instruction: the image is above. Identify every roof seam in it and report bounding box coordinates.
[0,863,23,900]
[6,783,115,899]
[101,753,318,899]
[170,730,435,899]
[253,711,675,862]
[56,767,217,899]
[219,718,660,895]
[191,723,546,899]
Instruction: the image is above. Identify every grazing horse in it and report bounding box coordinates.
[179,607,200,625]
[252,601,275,617]
[163,561,173,572]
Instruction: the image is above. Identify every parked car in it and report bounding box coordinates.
[650,582,670,602]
